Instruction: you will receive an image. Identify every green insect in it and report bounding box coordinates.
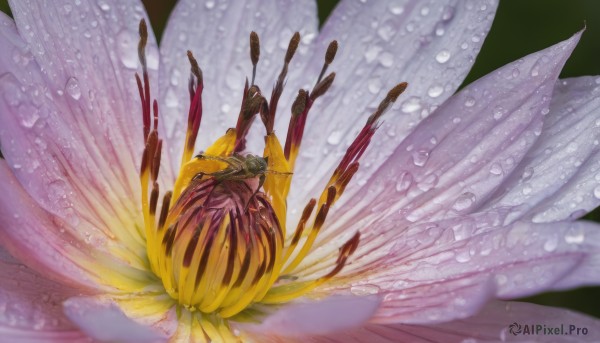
[195,153,290,190]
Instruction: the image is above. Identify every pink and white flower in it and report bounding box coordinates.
[1,0,600,342]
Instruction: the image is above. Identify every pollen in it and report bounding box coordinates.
[135,19,407,325]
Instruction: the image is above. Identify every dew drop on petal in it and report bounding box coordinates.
[435,50,451,64]
[489,163,503,176]
[395,171,413,193]
[205,0,215,9]
[65,77,81,100]
[427,85,443,98]
[327,130,343,145]
[97,1,110,11]
[388,2,404,15]
[564,228,585,244]
[401,97,421,113]
[411,150,429,167]
[452,192,476,212]
[464,97,475,107]
[543,235,558,252]
[116,29,137,69]
[593,186,600,199]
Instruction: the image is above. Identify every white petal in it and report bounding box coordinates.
[483,76,600,223]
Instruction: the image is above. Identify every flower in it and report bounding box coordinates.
[1,0,600,342]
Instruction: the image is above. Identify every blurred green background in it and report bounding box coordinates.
[1,0,600,319]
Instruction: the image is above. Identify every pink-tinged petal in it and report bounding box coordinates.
[158,0,319,170]
[0,160,102,290]
[287,0,498,215]
[257,301,600,343]
[315,32,581,245]
[0,5,157,265]
[241,295,380,337]
[0,161,153,291]
[0,246,90,343]
[305,213,600,324]
[63,296,176,343]
[483,76,600,223]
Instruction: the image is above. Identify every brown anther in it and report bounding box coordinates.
[149,182,159,215]
[259,100,273,134]
[187,50,203,85]
[386,82,408,103]
[285,32,301,64]
[157,191,172,230]
[310,72,335,101]
[369,82,409,124]
[250,31,260,66]
[325,40,338,65]
[291,90,308,116]
[244,95,265,118]
[138,19,148,69]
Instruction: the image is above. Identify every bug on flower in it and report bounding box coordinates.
[193,153,290,191]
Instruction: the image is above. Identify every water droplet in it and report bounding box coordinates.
[594,186,600,199]
[18,104,39,128]
[530,63,540,77]
[464,97,475,107]
[164,87,179,108]
[388,3,404,15]
[452,192,476,212]
[377,24,396,41]
[98,1,110,11]
[327,130,343,145]
[378,52,394,67]
[543,235,558,252]
[566,142,578,153]
[427,85,443,98]
[430,136,438,145]
[442,6,455,21]
[412,150,429,167]
[455,250,471,262]
[493,106,505,120]
[350,284,380,295]
[452,117,461,124]
[522,167,534,181]
[368,78,382,94]
[401,97,421,113]
[116,29,137,69]
[417,174,438,192]
[420,6,430,16]
[395,171,413,193]
[522,185,532,195]
[435,50,451,64]
[65,77,81,100]
[220,103,231,113]
[564,229,585,244]
[489,163,503,175]
[364,45,381,63]
[541,107,550,115]
[205,0,215,9]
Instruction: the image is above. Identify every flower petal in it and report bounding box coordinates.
[0,246,91,342]
[287,0,498,214]
[63,295,176,343]
[256,301,600,342]
[316,31,581,244]
[483,76,600,223]
[0,3,158,262]
[241,295,380,337]
[305,212,600,324]
[158,0,319,170]
[0,160,153,291]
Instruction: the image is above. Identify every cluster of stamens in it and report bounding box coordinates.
[135,19,407,321]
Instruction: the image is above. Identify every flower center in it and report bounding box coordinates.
[134,20,407,319]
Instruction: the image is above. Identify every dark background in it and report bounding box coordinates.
[1,0,599,319]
